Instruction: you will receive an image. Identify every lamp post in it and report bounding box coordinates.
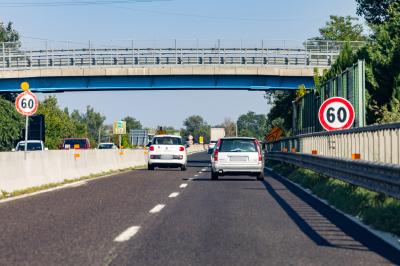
[235,121,238,137]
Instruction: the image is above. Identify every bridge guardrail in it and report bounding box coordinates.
[267,152,400,200]
[0,40,365,71]
[266,123,400,165]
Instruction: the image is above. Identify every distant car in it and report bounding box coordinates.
[148,135,187,171]
[211,137,264,181]
[61,138,91,149]
[208,140,218,154]
[97,142,118,149]
[13,140,47,151]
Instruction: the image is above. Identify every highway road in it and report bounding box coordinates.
[0,152,399,265]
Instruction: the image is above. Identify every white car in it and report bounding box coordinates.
[97,142,118,149]
[211,137,264,180]
[148,135,188,171]
[13,140,47,151]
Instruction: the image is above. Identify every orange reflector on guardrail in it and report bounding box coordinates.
[119,152,124,156]
[282,148,288,152]
[312,150,318,155]
[74,144,80,149]
[291,148,297,153]
[352,153,361,160]
[74,153,80,158]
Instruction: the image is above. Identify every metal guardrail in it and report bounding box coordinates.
[0,40,365,71]
[266,123,400,165]
[267,152,400,199]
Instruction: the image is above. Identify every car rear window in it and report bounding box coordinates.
[64,139,88,148]
[17,143,43,151]
[219,139,257,152]
[98,144,114,149]
[153,137,182,145]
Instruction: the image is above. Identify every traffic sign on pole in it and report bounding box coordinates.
[319,97,355,131]
[15,82,38,160]
[15,91,39,116]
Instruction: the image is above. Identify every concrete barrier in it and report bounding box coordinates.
[0,149,148,193]
[187,144,207,154]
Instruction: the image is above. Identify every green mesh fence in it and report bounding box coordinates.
[294,60,366,135]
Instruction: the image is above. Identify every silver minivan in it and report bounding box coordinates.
[211,137,264,180]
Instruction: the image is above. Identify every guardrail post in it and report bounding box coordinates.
[261,40,264,65]
[130,40,134,65]
[89,40,92,68]
[2,42,4,70]
[174,39,177,65]
[45,40,49,67]
[217,39,221,64]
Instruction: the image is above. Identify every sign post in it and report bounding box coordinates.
[113,121,126,148]
[15,82,39,160]
[319,97,355,131]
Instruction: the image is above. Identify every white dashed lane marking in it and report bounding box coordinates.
[194,175,199,177]
[179,183,188,188]
[114,226,141,242]
[149,204,165,213]
[168,192,180,198]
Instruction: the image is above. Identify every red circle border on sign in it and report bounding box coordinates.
[15,91,39,116]
[318,97,355,131]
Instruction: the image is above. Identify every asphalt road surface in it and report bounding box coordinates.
[0,152,399,265]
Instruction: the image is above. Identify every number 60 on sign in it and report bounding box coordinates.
[15,91,39,116]
[318,97,355,131]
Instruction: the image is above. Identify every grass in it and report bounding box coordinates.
[0,165,147,200]
[266,160,400,237]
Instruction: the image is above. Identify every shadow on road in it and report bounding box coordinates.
[262,171,400,264]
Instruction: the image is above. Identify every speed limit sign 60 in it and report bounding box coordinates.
[319,97,355,131]
[15,91,39,116]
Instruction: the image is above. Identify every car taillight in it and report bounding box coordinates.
[214,149,219,161]
[149,146,155,151]
[255,140,262,161]
[179,146,185,152]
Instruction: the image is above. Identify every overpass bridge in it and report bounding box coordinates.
[0,40,362,93]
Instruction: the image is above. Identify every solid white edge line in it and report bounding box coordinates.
[114,226,141,242]
[179,183,188,188]
[149,204,165,213]
[168,192,180,198]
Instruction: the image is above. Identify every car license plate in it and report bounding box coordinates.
[229,156,248,162]
[161,155,173,159]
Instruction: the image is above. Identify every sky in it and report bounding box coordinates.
[0,0,360,128]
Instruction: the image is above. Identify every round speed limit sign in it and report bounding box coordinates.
[15,91,39,116]
[319,97,355,131]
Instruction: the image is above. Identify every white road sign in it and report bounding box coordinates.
[319,97,355,131]
[15,91,39,116]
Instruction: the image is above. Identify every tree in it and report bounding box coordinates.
[356,0,395,24]
[318,15,366,41]
[0,97,24,151]
[218,118,236,137]
[0,21,20,43]
[123,116,142,133]
[237,111,267,140]
[182,115,210,143]
[72,106,106,146]
[266,91,296,135]
[36,96,85,149]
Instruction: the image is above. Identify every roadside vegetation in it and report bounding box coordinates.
[266,160,400,237]
[267,0,400,136]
